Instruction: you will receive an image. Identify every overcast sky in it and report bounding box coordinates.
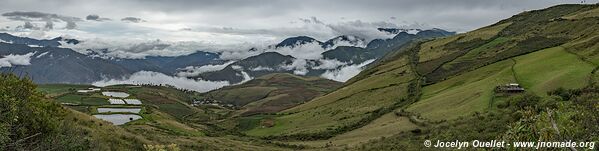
[0,0,591,57]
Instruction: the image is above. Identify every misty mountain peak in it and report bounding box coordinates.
[275,36,322,48]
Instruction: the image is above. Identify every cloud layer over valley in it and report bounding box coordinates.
[92,71,233,92]
[0,0,579,60]
[0,52,35,68]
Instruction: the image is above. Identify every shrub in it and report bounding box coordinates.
[508,93,541,110]
[0,73,89,150]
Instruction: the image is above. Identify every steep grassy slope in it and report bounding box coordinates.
[407,58,515,121]
[243,50,420,139]
[201,73,342,116]
[407,46,595,121]
[239,4,599,149]
[513,47,595,94]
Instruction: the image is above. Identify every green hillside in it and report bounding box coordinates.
[237,4,599,150]
[34,84,288,150]
[200,73,342,116]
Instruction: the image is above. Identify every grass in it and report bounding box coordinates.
[237,115,275,131]
[157,103,197,119]
[56,94,109,105]
[408,46,595,121]
[243,56,414,137]
[417,22,511,63]
[284,111,418,148]
[441,37,512,70]
[512,46,594,95]
[204,73,342,116]
[37,84,92,94]
[562,7,599,19]
[210,87,277,106]
[407,58,515,121]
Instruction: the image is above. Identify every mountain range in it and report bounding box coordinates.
[0,28,454,84]
[194,29,455,83]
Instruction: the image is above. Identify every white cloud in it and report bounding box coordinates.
[267,41,326,60]
[60,38,229,59]
[313,59,347,70]
[219,49,263,60]
[325,35,367,49]
[324,20,397,42]
[321,59,375,82]
[0,0,574,61]
[92,71,230,92]
[281,59,310,75]
[231,65,243,70]
[0,52,35,68]
[176,61,235,77]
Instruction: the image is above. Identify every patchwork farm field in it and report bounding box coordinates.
[407,46,594,121]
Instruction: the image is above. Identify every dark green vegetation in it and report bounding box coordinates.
[0,73,145,150]
[201,73,342,116]
[360,88,598,150]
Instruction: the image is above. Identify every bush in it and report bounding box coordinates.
[508,93,541,110]
[0,73,88,150]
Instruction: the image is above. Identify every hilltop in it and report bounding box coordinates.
[199,73,342,116]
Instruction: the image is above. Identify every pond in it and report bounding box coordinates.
[108,98,125,104]
[93,114,142,125]
[102,92,130,98]
[97,108,141,114]
[123,99,142,105]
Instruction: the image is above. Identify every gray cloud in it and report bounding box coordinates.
[2,11,82,29]
[0,0,583,32]
[23,21,35,29]
[86,14,111,21]
[0,0,587,59]
[199,17,399,42]
[121,17,144,23]
[66,21,76,29]
[86,14,99,20]
[44,21,53,29]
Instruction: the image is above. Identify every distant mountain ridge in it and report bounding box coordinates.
[0,33,79,47]
[0,42,130,83]
[0,27,454,84]
[0,33,224,83]
[275,36,323,48]
[196,28,455,83]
